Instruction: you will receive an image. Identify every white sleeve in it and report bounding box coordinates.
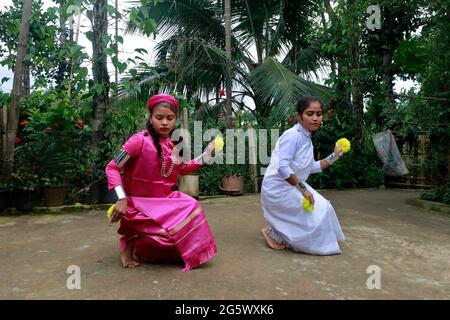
[310,160,322,174]
[277,131,299,179]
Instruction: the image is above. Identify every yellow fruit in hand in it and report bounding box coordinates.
[214,135,224,154]
[107,204,115,221]
[302,198,314,212]
[336,138,351,154]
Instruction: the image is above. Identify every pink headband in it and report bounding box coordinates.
[147,94,179,112]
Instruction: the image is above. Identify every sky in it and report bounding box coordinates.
[0,0,158,92]
[0,0,419,95]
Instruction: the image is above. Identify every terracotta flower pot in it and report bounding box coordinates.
[220,174,244,196]
[43,186,69,207]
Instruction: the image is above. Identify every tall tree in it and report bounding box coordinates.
[127,0,328,126]
[90,0,110,167]
[224,0,233,128]
[2,0,33,181]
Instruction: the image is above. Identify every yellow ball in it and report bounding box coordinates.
[336,138,351,153]
[302,198,314,212]
[214,136,224,154]
[107,204,115,220]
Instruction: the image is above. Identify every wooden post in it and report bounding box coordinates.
[182,106,190,160]
[0,105,7,170]
[247,123,258,193]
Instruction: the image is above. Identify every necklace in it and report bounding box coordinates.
[160,154,175,177]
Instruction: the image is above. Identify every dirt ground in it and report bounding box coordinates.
[1,189,449,299]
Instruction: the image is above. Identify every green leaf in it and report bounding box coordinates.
[78,67,88,79]
[115,35,124,44]
[102,34,110,46]
[94,84,104,95]
[143,19,157,37]
[69,44,82,56]
[85,31,93,42]
[106,4,118,16]
[118,62,127,74]
[134,48,148,55]
[105,48,115,56]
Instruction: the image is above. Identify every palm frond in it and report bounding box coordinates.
[249,57,331,122]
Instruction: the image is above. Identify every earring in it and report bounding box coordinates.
[321,121,324,125]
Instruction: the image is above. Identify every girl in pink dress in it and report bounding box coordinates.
[105,94,217,271]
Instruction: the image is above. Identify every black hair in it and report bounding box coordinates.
[146,120,163,159]
[296,96,323,114]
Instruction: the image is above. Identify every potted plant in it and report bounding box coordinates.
[41,177,71,207]
[219,165,245,196]
[11,169,40,212]
[22,94,88,207]
[11,144,41,212]
[36,142,78,207]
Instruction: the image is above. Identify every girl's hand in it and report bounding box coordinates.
[110,199,127,223]
[206,140,216,157]
[303,190,315,206]
[334,143,343,158]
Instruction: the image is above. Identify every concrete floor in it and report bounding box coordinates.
[0,189,449,300]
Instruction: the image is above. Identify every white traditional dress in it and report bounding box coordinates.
[261,123,345,255]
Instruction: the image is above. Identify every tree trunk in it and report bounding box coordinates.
[91,0,110,166]
[56,0,69,89]
[22,62,30,98]
[224,0,233,128]
[2,0,33,181]
[348,0,364,140]
[350,41,364,140]
[382,49,395,129]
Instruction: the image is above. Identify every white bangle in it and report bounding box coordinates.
[114,185,127,199]
[326,152,340,165]
[194,151,211,164]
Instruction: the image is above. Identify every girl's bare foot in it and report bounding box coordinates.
[261,226,286,250]
[121,243,140,268]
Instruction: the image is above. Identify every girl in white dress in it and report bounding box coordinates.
[261,96,345,255]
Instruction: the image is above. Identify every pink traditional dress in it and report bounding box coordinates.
[105,130,217,271]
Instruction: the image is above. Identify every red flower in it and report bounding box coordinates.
[46,127,52,133]
[327,109,333,117]
[15,137,22,144]
[20,120,27,126]
[219,89,225,96]
[75,120,84,128]
[21,111,27,116]
[288,116,294,124]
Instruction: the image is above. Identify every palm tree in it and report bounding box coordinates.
[224,0,233,128]
[127,0,330,126]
